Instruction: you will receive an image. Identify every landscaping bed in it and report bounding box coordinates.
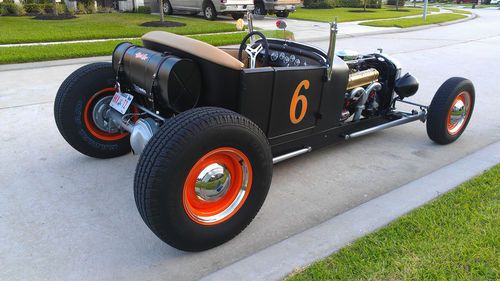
[289,7,440,22]
[360,13,468,28]
[287,164,499,280]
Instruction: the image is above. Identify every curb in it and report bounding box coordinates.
[0,56,111,72]
[201,140,500,281]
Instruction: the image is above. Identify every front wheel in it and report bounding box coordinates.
[203,1,217,20]
[276,11,289,18]
[134,107,273,251]
[426,77,475,145]
[163,0,173,15]
[54,62,134,158]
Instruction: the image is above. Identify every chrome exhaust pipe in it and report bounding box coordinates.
[107,108,159,155]
[326,18,338,81]
[273,147,312,164]
[344,111,426,140]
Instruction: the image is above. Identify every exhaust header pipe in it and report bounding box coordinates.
[326,18,338,81]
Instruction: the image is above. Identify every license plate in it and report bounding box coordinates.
[110,92,134,114]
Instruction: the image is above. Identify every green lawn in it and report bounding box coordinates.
[440,3,497,8]
[289,7,440,23]
[360,13,467,28]
[0,30,293,64]
[287,164,500,280]
[0,13,237,44]
[445,8,472,14]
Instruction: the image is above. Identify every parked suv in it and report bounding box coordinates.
[162,0,254,20]
[253,0,301,18]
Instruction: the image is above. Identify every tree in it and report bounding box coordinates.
[159,0,165,22]
[53,0,58,15]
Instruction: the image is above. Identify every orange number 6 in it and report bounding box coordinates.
[289,80,310,124]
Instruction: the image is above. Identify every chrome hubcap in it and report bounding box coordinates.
[183,148,252,225]
[205,7,212,18]
[92,96,120,134]
[448,92,470,135]
[195,163,232,202]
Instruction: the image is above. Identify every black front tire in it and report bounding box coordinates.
[203,1,217,20]
[231,13,244,20]
[54,62,132,158]
[163,0,173,15]
[276,11,289,18]
[253,2,266,16]
[426,77,475,145]
[134,107,273,251]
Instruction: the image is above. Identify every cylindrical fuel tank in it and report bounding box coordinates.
[112,42,201,113]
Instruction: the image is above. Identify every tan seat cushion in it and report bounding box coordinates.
[141,31,244,71]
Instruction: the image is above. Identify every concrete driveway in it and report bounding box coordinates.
[1,9,499,281]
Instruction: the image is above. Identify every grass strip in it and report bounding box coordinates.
[287,164,500,280]
[0,30,293,64]
[0,13,237,44]
[289,7,439,23]
[360,13,467,28]
[445,8,472,14]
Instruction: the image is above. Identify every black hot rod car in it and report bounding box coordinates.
[54,18,475,251]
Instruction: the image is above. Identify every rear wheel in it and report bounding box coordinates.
[203,1,217,20]
[253,2,266,16]
[54,62,134,158]
[231,13,244,20]
[134,107,273,251]
[426,77,475,145]
[276,11,289,18]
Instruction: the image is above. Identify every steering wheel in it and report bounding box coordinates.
[238,31,269,69]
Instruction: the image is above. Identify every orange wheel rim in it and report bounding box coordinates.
[447,91,471,136]
[83,88,133,141]
[183,147,253,225]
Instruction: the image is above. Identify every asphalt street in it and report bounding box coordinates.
[1,9,499,281]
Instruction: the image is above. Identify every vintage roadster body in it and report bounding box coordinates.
[54,17,475,251]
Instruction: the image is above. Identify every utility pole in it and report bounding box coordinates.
[423,0,428,20]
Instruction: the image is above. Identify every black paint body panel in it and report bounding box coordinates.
[118,39,396,158]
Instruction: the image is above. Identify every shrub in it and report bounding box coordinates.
[0,3,26,15]
[0,5,7,16]
[97,5,113,13]
[386,0,406,6]
[67,6,76,15]
[43,3,55,13]
[137,5,151,13]
[86,3,96,13]
[303,0,336,9]
[76,2,86,13]
[23,3,45,14]
[336,0,382,8]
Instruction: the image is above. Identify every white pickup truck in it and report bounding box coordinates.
[162,0,254,20]
[253,0,301,18]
